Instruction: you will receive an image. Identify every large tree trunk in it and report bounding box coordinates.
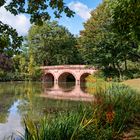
[124,56,127,71]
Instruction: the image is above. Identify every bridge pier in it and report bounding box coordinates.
[76,79,80,85]
[55,79,58,84]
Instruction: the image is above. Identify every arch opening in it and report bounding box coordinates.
[58,72,76,83]
[80,73,91,93]
[44,73,54,88]
[58,72,76,91]
[44,73,54,82]
[80,73,91,83]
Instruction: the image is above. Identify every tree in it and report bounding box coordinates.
[4,0,74,24]
[0,29,22,71]
[0,21,23,52]
[110,0,140,42]
[19,55,27,74]
[28,21,81,65]
[109,0,140,60]
[79,0,140,78]
[79,1,116,67]
[0,0,75,51]
[28,47,35,78]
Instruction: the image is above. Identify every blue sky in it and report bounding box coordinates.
[0,0,102,36]
[52,0,102,35]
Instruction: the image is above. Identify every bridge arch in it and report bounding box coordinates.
[58,72,76,91]
[80,73,91,83]
[80,73,91,93]
[44,73,54,83]
[58,72,76,83]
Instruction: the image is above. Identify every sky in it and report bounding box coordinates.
[0,0,102,36]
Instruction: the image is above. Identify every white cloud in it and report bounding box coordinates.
[68,1,91,20]
[0,6,31,35]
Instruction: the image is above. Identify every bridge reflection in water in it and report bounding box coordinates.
[41,65,97,101]
[41,82,94,102]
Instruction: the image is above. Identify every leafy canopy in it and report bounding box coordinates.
[79,0,140,78]
[0,0,75,52]
[28,21,81,65]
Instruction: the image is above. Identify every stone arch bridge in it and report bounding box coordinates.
[41,65,97,85]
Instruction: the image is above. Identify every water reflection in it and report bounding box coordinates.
[58,82,75,92]
[0,82,93,139]
[42,82,93,101]
[0,100,24,139]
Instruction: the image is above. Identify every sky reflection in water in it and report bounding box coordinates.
[0,100,24,139]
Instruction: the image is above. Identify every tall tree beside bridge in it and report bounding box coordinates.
[28,21,82,66]
[79,0,140,78]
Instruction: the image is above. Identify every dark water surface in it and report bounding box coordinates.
[0,82,92,139]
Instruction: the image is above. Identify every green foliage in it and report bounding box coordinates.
[5,0,74,25]
[19,55,27,74]
[0,53,42,81]
[28,67,43,81]
[0,0,75,55]
[28,48,35,79]
[0,0,75,82]
[110,0,140,44]
[0,69,25,81]
[79,0,140,79]
[0,22,23,53]
[23,111,115,140]
[28,21,81,65]
[0,68,6,81]
[86,76,140,122]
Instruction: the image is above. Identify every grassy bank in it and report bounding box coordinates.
[123,78,140,92]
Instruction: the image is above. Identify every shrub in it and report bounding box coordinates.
[28,67,43,81]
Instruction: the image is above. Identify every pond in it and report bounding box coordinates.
[0,82,93,139]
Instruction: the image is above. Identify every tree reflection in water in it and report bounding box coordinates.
[0,82,92,139]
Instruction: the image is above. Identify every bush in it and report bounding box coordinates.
[0,67,43,82]
[0,70,26,81]
[28,67,43,81]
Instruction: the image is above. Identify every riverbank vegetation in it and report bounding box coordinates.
[18,77,140,140]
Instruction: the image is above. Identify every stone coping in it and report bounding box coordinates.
[40,65,95,70]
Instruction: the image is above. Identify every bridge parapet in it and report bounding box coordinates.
[41,65,96,70]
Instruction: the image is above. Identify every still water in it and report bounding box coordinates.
[0,82,93,139]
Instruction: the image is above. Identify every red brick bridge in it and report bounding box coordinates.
[41,65,97,85]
